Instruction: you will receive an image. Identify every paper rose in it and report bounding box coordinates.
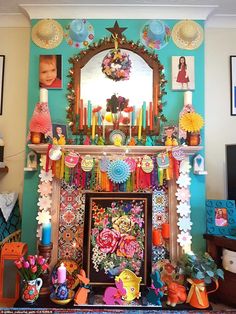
[116,235,140,258]
[96,228,120,253]
[39,169,53,182]
[177,231,192,247]
[177,216,193,232]
[179,159,191,174]
[176,173,191,188]
[175,187,190,203]
[38,181,52,196]
[113,215,133,234]
[36,210,51,225]
[177,202,191,217]
[37,196,52,210]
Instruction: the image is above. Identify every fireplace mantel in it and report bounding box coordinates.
[28,144,203,156]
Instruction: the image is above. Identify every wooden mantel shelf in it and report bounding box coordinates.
[28,144,203,156]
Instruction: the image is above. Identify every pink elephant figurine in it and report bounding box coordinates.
[103,279,127,305]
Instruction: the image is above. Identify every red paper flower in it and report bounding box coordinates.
[96,228,120,253]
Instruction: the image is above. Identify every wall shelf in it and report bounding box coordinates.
[28,144,203,156]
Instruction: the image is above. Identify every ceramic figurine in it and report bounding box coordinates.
[115,269,142,302]
[147,271,164,306]
[74,269,90,305]
[166,281,187,307]
[103,279,126,305]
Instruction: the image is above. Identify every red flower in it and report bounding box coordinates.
[96,228,120,253]
[42,264,49,271]
[117,235,140,258]
[31,265,37,273]
[123,106,133,113]
[14,260,22,269]
[92,106,102,113]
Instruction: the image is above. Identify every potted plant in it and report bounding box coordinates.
[178,252,224,309]
[179,112,204,146]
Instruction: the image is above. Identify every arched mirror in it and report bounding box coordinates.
[67,37,166,135]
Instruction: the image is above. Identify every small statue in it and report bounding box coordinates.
[147,271,164,306]
[103,279,127,305]
[74,269,91,305]
[163,126,178,146]
[166,281,187,307]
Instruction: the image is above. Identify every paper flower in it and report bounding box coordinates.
[38,181,52,196]
[36,210,51,224]
[37,196,52,210]
[176,173,191,188]
[179,159,191,174]
[39,169,53,182]
[179,112,204,132]
[177,231,192,247]
[107,160,130,183]
[177,216,192,232]
[177,202,191,217]
[175,187,190,203]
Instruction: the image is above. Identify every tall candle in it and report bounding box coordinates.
[87,100,92,128]
[57,263,67,284]
[79,99,83,130]
[161,223,170,239]
[184,91,192,106]
[152,229,162,246]
[92,113,96,140]
[131,109,135,126]
[84,107,87,127]
[40,88,48,103]
[138,108,142,140]
[149,102,153,131]
[142,101,146,129]
[41,222,51,245]
[98,111,102,126]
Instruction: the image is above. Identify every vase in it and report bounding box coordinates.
[186,132,200,146]
[30,132,43,144]
[21,278,43,303]
[186,278,219,309]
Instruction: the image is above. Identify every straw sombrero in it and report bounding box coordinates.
[140,19,171,50]
[32,19,63,49]
[64,19,94,49]
[172,20,203,50]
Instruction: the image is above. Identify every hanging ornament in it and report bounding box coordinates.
[65,151,79,168]
[49,145,62,161]
[100,156,110,172]
[107,160,130,183]
[124,157,136,172]
[172,146,185,161]
[156,152,169,168]
[141,155,154,173]
[81,155,94,172]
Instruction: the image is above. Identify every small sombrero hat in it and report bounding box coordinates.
[172,20,204,50]
[140,19,171,50]
[64,19,94,49]
[31,19,63,49]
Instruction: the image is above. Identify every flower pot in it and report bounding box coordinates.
[186,278,219,309]
[186,132,200,146]
[21,278,43,303]
[30,132,43,144]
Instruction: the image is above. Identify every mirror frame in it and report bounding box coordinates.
[67,37,167,134]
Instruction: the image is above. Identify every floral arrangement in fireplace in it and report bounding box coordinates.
[90,199,145,276]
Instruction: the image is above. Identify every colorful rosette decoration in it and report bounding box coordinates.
[101,49,132,81]
[107,160,130,183]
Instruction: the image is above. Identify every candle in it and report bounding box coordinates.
[129,112,132,139]
[92,112,96,140]
[149,102,153,131]
[79,99,83,130]
[41,222,51,245]
[138,108,142,140]
[87,100,92,128]
[184,91,192,106]
[57,263,67,284]
[131,109,135,126]
[84,107,87,127]
[161,223,170,239]
[142,101,146,129]
[152,229,162,246]
[40,88,48,103]
[98,111,102,126]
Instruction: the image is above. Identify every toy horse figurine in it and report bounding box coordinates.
[74,269,90,305]
[103,279,127,305]
[147,271,164,306]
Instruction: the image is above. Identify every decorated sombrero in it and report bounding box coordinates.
[64,19,94,49]
[172,20,204,50]
[140,19,171,50]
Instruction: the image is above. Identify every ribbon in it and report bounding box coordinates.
[186,279,205,306]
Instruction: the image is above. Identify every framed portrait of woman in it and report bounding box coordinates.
[172,56,195,91]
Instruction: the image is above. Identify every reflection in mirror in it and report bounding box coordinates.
[81,49,152,110]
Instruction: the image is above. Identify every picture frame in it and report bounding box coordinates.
[230,56,236,115]
[39,55,62,89]
[52,124,67,144]
[0,55,5,115]
[171,56,195,90]
[206,199,236,236]
[83,192,152,293]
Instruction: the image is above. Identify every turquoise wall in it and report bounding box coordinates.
[22,19,205,254]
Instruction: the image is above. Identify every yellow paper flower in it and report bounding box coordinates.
[179,112,204,132]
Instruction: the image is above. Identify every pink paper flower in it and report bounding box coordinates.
[38,182,52,196]
[117,235,140,258]
[175,187,190,203]
[96,228,120,253]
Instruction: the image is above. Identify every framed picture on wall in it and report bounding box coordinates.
[39,55,62,89]
[230,56,236,115]
[83,192,152,293]
[172,56,195,90]
[0,55,5,115]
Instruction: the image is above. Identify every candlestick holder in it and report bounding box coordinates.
[38,242,53,295]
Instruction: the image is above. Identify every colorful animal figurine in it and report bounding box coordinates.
[103,279,127,305]
[166,281,187,307]
[115,269,142,302]
[147,271,164,306]
[74,269,90,305]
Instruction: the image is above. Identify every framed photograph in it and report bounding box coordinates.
[52,124,67,144]
[230,56,236,115]
[0,55,5,115]
[39,55,62,89]
[206,199,236,236]
[172,56,195,90]
[83,192,152,293]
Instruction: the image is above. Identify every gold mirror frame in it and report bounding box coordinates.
[66,36,167,135]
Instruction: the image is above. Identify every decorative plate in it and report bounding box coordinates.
[50,290,74,305]
[109,130,126,145]
[107,160,130,183]
[51,259,80,290]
